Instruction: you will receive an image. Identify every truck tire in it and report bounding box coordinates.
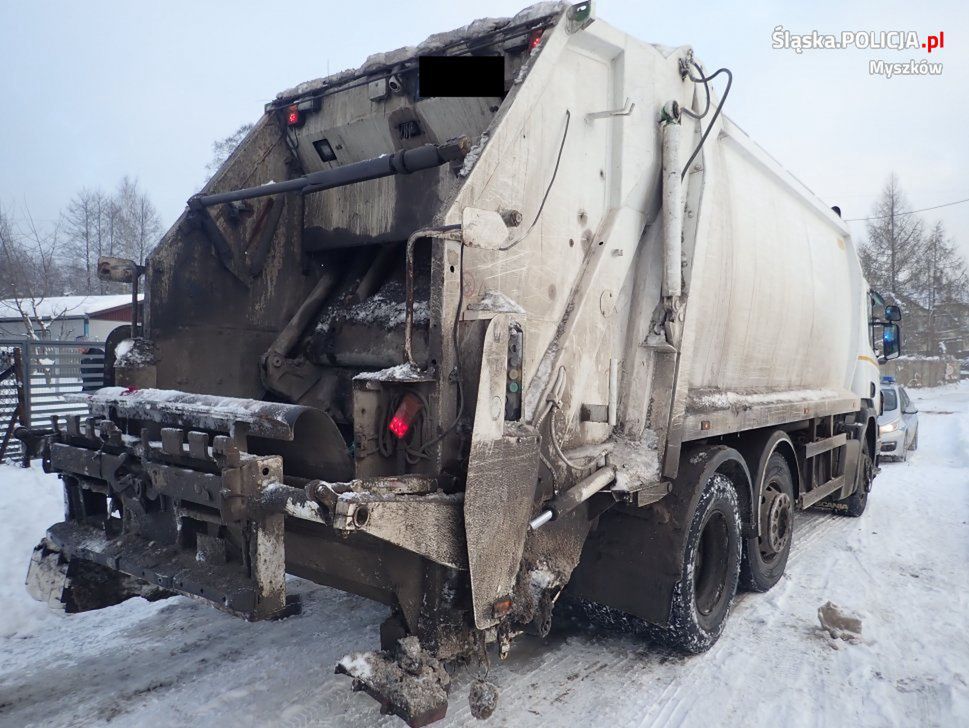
[663,473,742,653]
[844,435,873,518]
[739,453,794,593]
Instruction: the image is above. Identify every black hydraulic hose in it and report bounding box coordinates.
[498,110,571,251]
[679,60,711,121]
[681,67,732,181]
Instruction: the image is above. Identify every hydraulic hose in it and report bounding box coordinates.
[681,66,732,180]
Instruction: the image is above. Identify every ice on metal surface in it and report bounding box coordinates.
[81,387,319,440]
[687,388,849,413]
[458,133,489,177]
[468,290,525,314]
[353,362,431,383]
[316,287,428,334]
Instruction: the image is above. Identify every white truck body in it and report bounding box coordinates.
[447,12,878,482]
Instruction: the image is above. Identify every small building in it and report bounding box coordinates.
[0,294,143,342]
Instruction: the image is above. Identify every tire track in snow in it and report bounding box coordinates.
[435,509,843,728]
[638,507,840,727]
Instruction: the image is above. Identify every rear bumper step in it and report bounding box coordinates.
[35,521,300,620]
[27,387,467,621]
[26,536,173,614]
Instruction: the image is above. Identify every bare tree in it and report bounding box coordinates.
[919,220,969,353]
[206,123,254,179]
[62,189,102,293]
[61,178,162,294]
[0,204,76,339]
[859,177,969,354]
[859,174,925,301]
[0,206,20,300]
[114,176,161,265]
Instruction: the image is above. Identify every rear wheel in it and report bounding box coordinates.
[739,453,794,592]
[844,434,873,518]
[663,473,742,653]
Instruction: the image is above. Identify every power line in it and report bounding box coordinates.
[844,197,969,222]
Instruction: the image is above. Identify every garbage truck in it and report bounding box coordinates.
[20,2,903,724]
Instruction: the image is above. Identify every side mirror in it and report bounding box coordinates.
[98,256,143,283]
[885,305,902,322]
[881,323,901,361]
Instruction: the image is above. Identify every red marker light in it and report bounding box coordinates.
[528,30,543,51]
[388,393,423,439]
[286,104,300,126]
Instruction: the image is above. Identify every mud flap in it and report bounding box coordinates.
[337,636,450,727]
[566,445,749,626]
[464,315,540,629]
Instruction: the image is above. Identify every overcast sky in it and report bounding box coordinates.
[1,0,966,256]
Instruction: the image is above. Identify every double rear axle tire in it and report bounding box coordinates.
[843,433,874,517]
[663,453,796,653]
[663,473,743,653]
[657,430,871,653]
[740,453,795,593]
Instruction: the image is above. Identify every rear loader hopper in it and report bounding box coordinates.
[19,2,902,724]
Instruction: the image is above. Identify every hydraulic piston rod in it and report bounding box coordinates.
[529,466,617,530]
[189,136,470,209]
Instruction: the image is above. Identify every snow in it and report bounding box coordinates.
[468,289,525,314]
[1,383,968,726]
[353,362,430,383]
[338,653,374,681]
[114,339,134,358]
[688,387,848,412]
[0,466,65,639]
[113,338,154,368]
[0,294,142,321]
[458,133,488,177]
[88,387,283,419]
[275,3,566,103]
[316,286,428,334]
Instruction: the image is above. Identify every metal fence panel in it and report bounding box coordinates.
[0,338,105,463]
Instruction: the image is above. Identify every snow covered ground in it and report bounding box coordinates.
[1,384,967,727]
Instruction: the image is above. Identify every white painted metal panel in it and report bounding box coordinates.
[685,129,855,396]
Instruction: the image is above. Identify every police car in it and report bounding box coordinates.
[878,375,919,461]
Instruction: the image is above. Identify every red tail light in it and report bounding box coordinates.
[286,104,300,126]
[528,30,543,51]
[389,393,423,439]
